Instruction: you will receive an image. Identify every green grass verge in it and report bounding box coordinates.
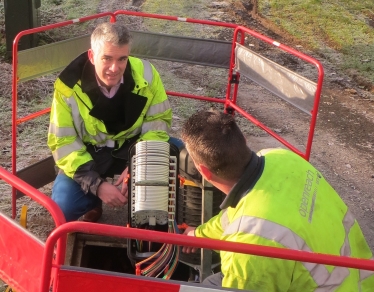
[38,0,102,43]
[141,0,215,36]
[42,0,101,20]
[258,0,374,84]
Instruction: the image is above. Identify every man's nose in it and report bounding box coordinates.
[109,62,119,72]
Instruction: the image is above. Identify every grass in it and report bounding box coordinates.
[42,0,101,20]
[38,0,102,44]
[258,0,374,85]
[140,0,223,37]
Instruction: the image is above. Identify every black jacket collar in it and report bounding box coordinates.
[58,52,146,134]
[220,151,264,209]
[58,51,135,93]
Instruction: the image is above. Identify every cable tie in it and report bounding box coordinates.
[177,223,189,230]
[123,173,130,184]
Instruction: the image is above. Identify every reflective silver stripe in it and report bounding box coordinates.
[146,99,171,117]
[64,96,86,140]
[359,258,374,282]
[141,59,153,85]
[310,265,349,292]
[52,140,84,161]
[49,123,76,137]
[360,269,373,281]
[223,215,354,290]
[141,120,169,133]
[220,209,230,231]
[96,139,115,148]
[340,211,355,257]
[223,216,310,251]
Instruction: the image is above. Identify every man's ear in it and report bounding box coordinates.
[88,49,95,65]
[199,164,212,181]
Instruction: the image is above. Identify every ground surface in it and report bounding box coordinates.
[0,2,374,290]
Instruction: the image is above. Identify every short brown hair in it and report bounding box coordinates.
[181,110,251,181]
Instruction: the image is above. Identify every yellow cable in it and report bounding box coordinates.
[183,179,198,187]
[20,205,28,229]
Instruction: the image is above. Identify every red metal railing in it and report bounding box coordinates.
[225,26,324,160]
[11,10,322,218]
[113,10,238,29]
[41,222,374,292]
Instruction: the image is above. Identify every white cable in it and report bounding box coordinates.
[134,141,170,212]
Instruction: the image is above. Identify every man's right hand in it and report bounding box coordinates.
[97,181,128,207]
[182,227,198,254]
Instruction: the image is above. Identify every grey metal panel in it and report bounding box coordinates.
[18,34,91,82]
[234,43,317,115]
[130,31,232,68]
[16,155,56,199]
[17,31,232,82]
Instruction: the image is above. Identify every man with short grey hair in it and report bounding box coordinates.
[48,22,173,222]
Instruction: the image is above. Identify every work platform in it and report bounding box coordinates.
[0,9,347,292]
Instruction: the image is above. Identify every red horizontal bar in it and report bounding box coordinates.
[226,101,306,159]
[114,10,238,29]
[41,222,374,291]
[0,167,65,227]
[56,269,181,292]
[166,91,226,103]
[16,108,51,124]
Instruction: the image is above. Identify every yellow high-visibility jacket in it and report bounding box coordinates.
[48,52,172,194]
[196,148,374,291]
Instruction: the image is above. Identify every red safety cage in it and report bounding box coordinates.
[0,9,343,292]
[10,10,323,219]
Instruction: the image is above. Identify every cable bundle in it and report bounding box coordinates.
[135,220,180,279]
[132,141,179,279]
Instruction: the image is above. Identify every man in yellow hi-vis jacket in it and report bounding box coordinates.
[181,110,374,291]
[48,22,175,222]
